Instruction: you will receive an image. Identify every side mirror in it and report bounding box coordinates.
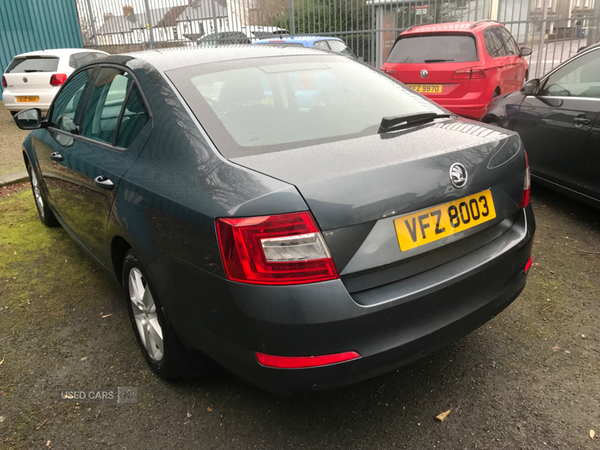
[521,78,540,95]
[13,108,43,130]
[520,47,532,57]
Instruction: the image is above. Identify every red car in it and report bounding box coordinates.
[381,20,531,120]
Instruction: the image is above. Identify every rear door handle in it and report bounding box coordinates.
[94,176,115,190]
[573,117,591,127]
[50,152,64,162]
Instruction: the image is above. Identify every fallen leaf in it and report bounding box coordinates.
[435,409,451,422]
[0,358,4,365]
[46,441,51,447]
[590,430,595,439]
[207,407,213,412]
[101,314,112,319]
[552,346,560,350]
[80,357,88,361]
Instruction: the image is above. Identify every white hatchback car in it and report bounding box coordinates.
[2,48,108,115]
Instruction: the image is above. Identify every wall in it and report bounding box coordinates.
[0,0,83,99]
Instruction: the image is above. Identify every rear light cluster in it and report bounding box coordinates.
[451,67,487,79]
[381,68,399,79]
[216,212,339,285]
[50,73,67,86]
[256,351,360,369]
[521,151,531,208]
[1,76,6,88]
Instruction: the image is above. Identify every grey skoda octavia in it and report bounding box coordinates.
[14,46,534,394]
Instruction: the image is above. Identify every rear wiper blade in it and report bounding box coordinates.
[379,112,451,133]
[423,59,454,63]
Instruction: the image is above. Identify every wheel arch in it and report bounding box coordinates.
[111,236,133,286]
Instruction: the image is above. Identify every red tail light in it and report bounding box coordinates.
[451,67,487,79]
[521,151,531,208]
[216,212,339,285]
[381,67,398,79]
[1,76,6,88]
[256,351,360,368]
[50,73,67,86]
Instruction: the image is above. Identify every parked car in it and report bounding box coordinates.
[483,44,600,209]
[197,27,288,46]
[2,49,108,115]
[381,20,531,120]
[252,35,355,57]
[14,46,534,395]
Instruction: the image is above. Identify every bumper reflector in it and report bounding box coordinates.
[524,256,532,273]
[256,351,360,369]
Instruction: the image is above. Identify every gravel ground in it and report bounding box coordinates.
[0,182,599,450]
[0,102,29,176]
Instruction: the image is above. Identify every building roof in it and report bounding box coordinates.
[97,2,230,35]
[176,0,228,21]
[97,7,181,35]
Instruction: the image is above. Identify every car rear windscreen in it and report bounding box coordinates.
[168,55,444,157]
[6,56,59,73]
[387,35,478,63]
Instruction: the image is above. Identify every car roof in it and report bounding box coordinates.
[401,21,501,36]
[120,45,336,72]
[13,48,108,58]
[253,36,342,45]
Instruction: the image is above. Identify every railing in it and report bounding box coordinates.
[76,0,600,77]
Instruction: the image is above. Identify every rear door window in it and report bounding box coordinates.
[115,86,150,148]
[387,34,478,63]
[6,56,59,73]
[327,40,353,56]
[314,41,331,51]
[81,68,131,144]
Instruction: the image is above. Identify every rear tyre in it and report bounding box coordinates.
[26,160,59,227]
[123,250,209,380]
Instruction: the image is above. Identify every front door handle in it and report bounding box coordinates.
[94,176,115,190]
[50,152,64,162]
[573,117,591,127]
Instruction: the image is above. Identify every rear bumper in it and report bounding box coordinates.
[442,103,487,120]
[148,206,535,395]
[2,89,56,112]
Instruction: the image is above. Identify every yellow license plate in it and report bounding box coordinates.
[394,190,496,251]
[16,96,39,103]
[407,84,442,93]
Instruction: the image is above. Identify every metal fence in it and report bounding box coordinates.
[76,0,600,77]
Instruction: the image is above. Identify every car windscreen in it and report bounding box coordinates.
[6,56,60,73]
[168,55,444,157]
[387,34,478,63]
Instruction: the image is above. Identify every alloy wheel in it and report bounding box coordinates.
[128,267,164,362]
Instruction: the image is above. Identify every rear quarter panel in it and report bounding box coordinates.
[109,60,308,278]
